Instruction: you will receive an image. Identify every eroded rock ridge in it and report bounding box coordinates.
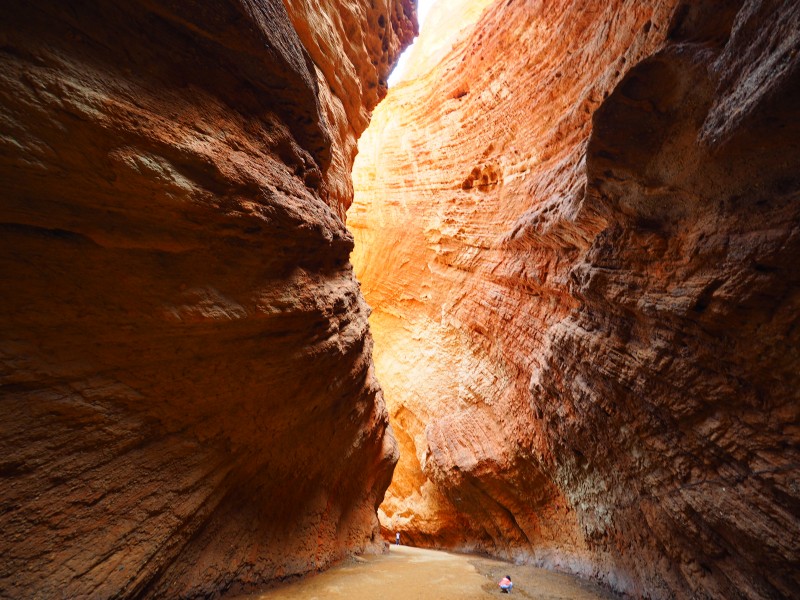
[0,0,414,598]
[351,0,799,598]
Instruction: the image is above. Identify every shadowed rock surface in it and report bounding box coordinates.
[0,0,414,598]
[351,0,800,598]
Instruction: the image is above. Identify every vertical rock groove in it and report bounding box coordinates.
[352,0,799,598]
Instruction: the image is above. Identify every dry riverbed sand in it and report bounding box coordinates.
[233,545,620,599]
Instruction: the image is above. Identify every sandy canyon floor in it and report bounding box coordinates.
[232,545,620,599]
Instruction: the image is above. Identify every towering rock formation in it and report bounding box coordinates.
[352,0,800,598]
[0,0,413,598]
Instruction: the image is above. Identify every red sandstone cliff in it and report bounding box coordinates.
[351,0,800,598]
[0,1,413,598]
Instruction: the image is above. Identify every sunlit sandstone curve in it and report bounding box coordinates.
[351,0,800,598]
[0,0,414,598]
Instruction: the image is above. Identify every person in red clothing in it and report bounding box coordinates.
[498,575,513,593]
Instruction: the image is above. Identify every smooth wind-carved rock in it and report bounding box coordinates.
[0,0,414,598]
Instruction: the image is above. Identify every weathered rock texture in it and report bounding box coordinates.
[351,0,800,598]
[0,1,414,598]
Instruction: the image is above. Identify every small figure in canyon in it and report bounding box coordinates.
[498,575,513,593]
[395,531,401,545]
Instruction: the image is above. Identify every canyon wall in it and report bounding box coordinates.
[0,1,413,598]
[351,0,800,598]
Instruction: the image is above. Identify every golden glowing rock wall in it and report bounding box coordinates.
[351,0,800,597]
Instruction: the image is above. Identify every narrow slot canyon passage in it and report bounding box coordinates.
[0,1,797,600]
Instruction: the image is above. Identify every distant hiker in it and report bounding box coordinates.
[395,531,401,545]
[499,575,513,593]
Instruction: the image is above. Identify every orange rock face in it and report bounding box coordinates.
[352,0,800,598]
[0,0,413,598]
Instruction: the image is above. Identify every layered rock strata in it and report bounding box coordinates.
[351,0,800,598]
[0,0,413,598]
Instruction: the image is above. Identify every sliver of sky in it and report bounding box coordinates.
[387,0,435,87]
